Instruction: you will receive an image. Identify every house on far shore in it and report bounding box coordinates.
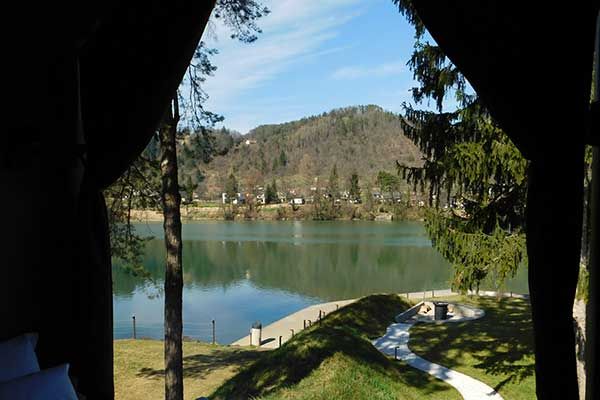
[222,192,246,205]
[290,197,305,205]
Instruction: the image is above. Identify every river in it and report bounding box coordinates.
[113,220,528,344]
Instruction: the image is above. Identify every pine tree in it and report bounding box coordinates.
[159,98,184,400]
[225,172,239,203]
[327,163,339,200]
[394,0,528,293]
[279,149,288,167]
[265,179,278,204]
[349,173,361,202]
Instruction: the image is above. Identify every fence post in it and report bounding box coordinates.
[279,336,282,348]
[132,315,136,340]
[395,346,399,360]
[212,319,216,344]
[304,320,307,329]
[290,329,294,337]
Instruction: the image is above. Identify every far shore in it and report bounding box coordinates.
[128,203,425,223]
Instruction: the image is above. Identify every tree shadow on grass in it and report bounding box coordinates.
[409,297,535,394]
[136,346,263,381]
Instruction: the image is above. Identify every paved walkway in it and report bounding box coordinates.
[231,298,357,348]
[372,307,503,400]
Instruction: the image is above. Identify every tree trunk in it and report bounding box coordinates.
[159,97,183,400]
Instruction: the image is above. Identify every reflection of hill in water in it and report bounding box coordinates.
[113,237,453,301]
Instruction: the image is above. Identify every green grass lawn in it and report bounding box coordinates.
[210,294,461,400]
[114,339,262,400]
[115,294,535,400]
[408,295,536,400]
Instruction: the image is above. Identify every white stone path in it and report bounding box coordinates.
[373,319,503,400]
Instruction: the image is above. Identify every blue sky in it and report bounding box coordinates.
[200,0,427,134]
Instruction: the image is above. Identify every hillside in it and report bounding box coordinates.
[194,105,423,198]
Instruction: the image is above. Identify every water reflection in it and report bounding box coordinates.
[112,221,528,343]
[113,222,453,299]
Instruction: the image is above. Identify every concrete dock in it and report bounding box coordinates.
[231,298,357,349]
[230,288,462,349]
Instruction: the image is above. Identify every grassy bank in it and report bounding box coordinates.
[409,296,536,400]
[114,340,262,400]
[210,294,460,400]
[115,295,534,399]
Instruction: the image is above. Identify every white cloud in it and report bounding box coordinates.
[199,0,365,129]
[332,60,406,80]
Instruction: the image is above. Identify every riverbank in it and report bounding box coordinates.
[216,293,534,399]
[229,289,529,349]
[128,203,426,222]
[114,292,534,400]
[230,298,359,348]
[211,294,460,400]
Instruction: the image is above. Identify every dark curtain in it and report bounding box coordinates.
[411,2,599,399]
[2,1,216,398]
[3,2,596,399]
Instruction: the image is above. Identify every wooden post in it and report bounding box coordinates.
[395,346,399,360]
[279,336,282,348]
[132,315,137,339]
[304,320,307,329]
[290,329,294,337]
[432,290,435,298]
[211,320,215,345]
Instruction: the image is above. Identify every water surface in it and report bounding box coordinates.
[113,221,527,343]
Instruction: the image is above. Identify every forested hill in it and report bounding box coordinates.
[196,105,423,198]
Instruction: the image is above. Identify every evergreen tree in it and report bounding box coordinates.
[349,173,361,201]
[265,179,279,204]
[225,172,239,203]
[327,163,339,199]
[394,0,528,293]
[182,175,198,205]
[158,98,184,400]
[279,149,288,167]
[376,170,401,202]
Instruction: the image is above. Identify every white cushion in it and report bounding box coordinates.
[0,364,77,400]
[0,334,40,383]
